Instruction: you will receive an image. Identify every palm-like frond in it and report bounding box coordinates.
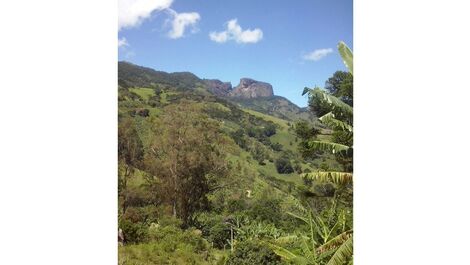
[287,211,309,224]
[301,171,353,185]
[304,87,353,120]
[317,230,353,254]
[338,41,353,75]
[268,243,309,265]
[326,236,353,265]
[306,141,350,154]
[319,112,352,132]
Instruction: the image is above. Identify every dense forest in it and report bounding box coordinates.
[118,43,354,265]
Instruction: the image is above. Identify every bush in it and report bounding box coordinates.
[119,219,149,244]
[195,213,231,249]
[270,142,283,151]
[274,157,294,174]
[227,199,247,213]
[247,197,283,226]
[226,240,281,265]
[263,123,277,137]
[119,224,213,265]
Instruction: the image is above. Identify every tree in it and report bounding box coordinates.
[295,120,320,140]
[118,117,144,214]
[325,71,353,106]
[143,102,231,225]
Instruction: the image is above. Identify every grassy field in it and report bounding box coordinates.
[243,109,290,130]
[129,87,155,100]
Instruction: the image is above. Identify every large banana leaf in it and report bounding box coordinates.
[301,171,353,185]
[268,243,309,265]
[326,236,353,265]
[338,41,353,75]
[306,141,350,154]
[319,112,353,132]
[304,87,353,120]
[287,211,309,224]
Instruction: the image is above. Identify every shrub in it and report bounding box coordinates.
[263,123,277,137]
[195,213,230,249]
[275,157,294,174]
[119,224,212,265]
[118,219,149,244]
[247,197,283,226]
[227,199,247,213]
[270,142,283,151]
[226,240,281,265]
[136,108,150,117]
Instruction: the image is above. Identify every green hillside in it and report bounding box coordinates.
[118,62,352,265]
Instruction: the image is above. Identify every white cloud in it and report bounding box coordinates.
[118,0,173,30]
[118,37,129,47]
[209,19,263,44]
[167,9,200,39]
[302,48,334,61]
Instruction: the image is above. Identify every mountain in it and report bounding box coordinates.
[118,61,316,122]
[230,96,317,123]
[230,78,274,98]
[202,79,232,96]
[118,61,204,90]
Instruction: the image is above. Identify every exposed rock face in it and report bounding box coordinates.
[203,79,232,97]
[230,78,274,98]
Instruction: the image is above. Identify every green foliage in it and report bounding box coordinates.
[118,219,149,244]
[248,197,283,226]
[303,87,353,123]
[280,41,353,265]
[337,42,353,75]
[275,157,294,174]
[226,240,282,265]
[118,48,353,265]
[319,112,352,133]
[119,222,214,265]
[295,120,320,140]
[119,61,202,91]
[195,213,232,249]
[232,95,318,122]
[325,71,353,106]
[143,102,231,224]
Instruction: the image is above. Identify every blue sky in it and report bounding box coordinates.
[118,0,352,107]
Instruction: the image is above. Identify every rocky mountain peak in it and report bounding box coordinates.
[230,78,274,98]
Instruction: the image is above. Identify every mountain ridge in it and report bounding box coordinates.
[118,61,315,122]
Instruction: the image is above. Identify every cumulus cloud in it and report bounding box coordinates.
[302,48,333,61]
[209,19,263,44]
[118,37,129,47]
[118,0,173,30]
[167,9,201,39]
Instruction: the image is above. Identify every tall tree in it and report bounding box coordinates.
[143,101,231,224]
[325,71,353,106]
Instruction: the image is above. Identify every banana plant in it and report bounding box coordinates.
[268,209,353,265]
[301,41,354,186]
[271,41,354,265]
